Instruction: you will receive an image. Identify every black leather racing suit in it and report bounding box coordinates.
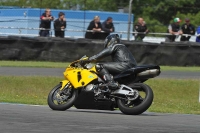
[89,44,137,75]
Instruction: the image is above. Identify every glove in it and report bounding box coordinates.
[79,58,90,65]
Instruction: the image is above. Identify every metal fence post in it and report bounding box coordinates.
[127,0,133,41]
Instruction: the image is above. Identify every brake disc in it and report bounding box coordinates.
[55,92,69,104]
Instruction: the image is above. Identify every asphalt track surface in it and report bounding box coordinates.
[0,103,200,133]
[0,67,200,79]
[0,67,200,133]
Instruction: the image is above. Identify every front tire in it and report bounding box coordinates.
[117,83,153,115]
[48,83,78,111]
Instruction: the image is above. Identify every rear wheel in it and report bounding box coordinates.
[117,83,153,115]
[48,83,78,111]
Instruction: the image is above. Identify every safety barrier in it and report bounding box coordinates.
[0,36,200,66]
[0,26,199,36]
[0,26,199,44]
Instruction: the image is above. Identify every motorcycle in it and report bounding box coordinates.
[48,56,161,115]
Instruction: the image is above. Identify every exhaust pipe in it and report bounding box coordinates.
[137,69,160,78]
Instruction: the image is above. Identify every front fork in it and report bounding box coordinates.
[60,80,70,91]
[55,80,71,102]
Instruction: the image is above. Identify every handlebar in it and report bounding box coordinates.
[69,60,80,67]
[69,56,90,68]
[69,60,89,69]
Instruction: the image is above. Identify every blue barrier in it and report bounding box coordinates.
[0,8,134,38]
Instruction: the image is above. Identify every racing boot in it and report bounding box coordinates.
[96,64,119,90]
[102,73,119,90]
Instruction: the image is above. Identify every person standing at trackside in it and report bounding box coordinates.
[196,26,200,42]
[180,18,195,41]
[101,17,115,39]
[165,18,183,42]
[85,16,102,39]
[133,17,149,41]
[54,12,66,38]
[39,8,54,37]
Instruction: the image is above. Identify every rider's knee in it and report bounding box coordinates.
[95,63,104,72]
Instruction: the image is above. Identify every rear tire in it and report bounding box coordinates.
[117,83,153,115]
[48,84,78,111]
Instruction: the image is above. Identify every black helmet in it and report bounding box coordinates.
[104,34,121,48]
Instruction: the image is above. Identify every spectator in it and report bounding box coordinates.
[54,12,66,38]
[101,17,115,39]
[196,26,200,42]
[133,17,149,41]
[180,18,195,41]
[85,16,102,39]
[39,8,54,37]
[165,18,183,42]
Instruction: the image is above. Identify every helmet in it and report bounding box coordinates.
[104,34,121,48]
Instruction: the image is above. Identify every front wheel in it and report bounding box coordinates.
[117,83,153,115]
[47,83,78,111]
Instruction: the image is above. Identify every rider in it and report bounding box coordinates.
[82,34,137,90]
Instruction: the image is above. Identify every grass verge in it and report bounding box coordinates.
[0,76,62,105]
[0,76,199,114]
[146,79,200,114]
[0,60,200,71]
[160,66,200,71]
[0,61,69,68]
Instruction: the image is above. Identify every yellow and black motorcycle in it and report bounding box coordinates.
[48,56,160,115]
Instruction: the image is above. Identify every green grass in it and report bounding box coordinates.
[0,61,69,68]
[161,66,200,71]
[0,60,200,71]
[0,76,62,105]
[146,79,200,114]
[0,76,199,114]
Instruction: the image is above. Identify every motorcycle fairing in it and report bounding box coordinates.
[60,80,70,90]
[63,67,98,89]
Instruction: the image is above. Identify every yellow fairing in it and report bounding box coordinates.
[90,66,97,73]
[63,66,98,89]
[60,80,70,90]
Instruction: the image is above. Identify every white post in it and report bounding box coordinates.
[127,0,133,41]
